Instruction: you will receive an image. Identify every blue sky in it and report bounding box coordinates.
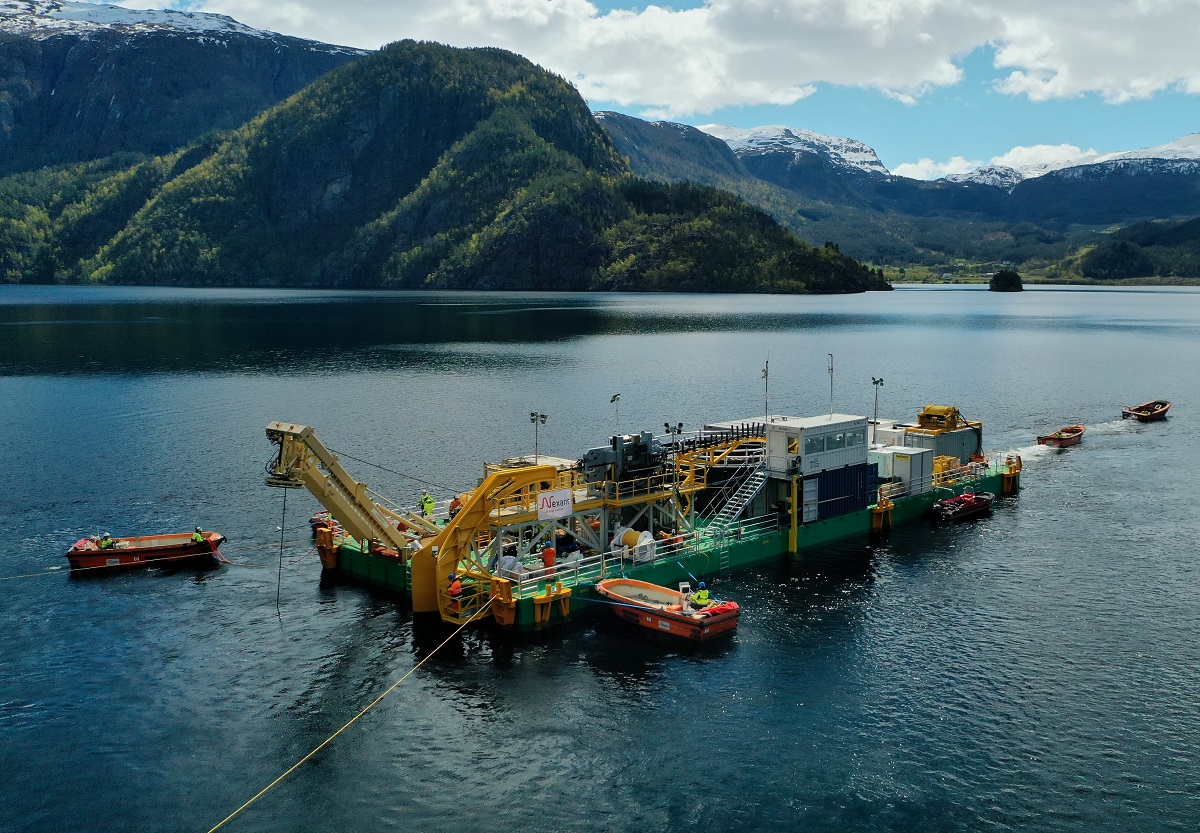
[111,0,1200,177]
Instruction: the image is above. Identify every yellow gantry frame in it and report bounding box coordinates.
[412,464,558,620]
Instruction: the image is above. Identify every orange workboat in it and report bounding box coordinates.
[595,577,740,641]
[66,530,226,572]
[1122,400,1171,422]
[1037,424,1085,448]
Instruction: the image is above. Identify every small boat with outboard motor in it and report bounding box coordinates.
[65,529,226,571]
[1122,400,1170,422]
[930,491,995,522]
[595,577,740,641]
[1037,424,1085,448]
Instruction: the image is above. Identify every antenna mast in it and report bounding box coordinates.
[827,353,834,416]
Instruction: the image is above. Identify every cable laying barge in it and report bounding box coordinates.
[264,404,1022,633]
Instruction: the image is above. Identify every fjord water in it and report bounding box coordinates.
[3,285,1198,833]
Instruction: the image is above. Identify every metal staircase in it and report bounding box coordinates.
[705,463,768,539]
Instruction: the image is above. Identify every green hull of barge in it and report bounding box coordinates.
[327,469,1007,632]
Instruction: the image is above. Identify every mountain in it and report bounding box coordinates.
[0,0,363,175]
[948,133,1200,190]
[0,39,888,293]
[598,114,1200,269]
[697,124,888,176]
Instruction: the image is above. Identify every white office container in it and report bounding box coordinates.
[765,414,868,477]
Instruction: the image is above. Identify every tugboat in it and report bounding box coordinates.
[65,529,226,572]
[1122,400,1171,422]
[931,491,994,522]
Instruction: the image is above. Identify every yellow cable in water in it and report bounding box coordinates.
[0,570,60,581]
[205,598,494,833]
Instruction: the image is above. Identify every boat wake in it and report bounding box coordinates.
[1084,418,1135,436]
[1001,418,1134,460]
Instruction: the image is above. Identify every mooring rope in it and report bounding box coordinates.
[0,569,62,582]
[204,598,494,833]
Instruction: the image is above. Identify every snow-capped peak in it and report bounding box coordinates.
[944,165,1024,190]
[697,123,889,176]
[0,0,274,38]
[948,133,1200,189]
[1,0,363,53]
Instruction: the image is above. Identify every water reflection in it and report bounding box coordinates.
[6,286,1198,376]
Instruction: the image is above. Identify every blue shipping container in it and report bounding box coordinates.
[806,462,874,521]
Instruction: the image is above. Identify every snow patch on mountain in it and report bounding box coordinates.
[697,123,889,176]
[0,0,364,53]
[948,133,1200,189]
[944,165,1024,190]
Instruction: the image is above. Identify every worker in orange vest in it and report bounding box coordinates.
[541,543,556,575]
[447,573,463,614]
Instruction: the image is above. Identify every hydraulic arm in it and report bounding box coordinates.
[264,421,415,554]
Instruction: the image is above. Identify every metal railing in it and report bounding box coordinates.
[499,513,785,600]
[877,459,993,500]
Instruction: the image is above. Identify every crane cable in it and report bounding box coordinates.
[205,598,494,833]
[326,446,460,494]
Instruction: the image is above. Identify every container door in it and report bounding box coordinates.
[802,478,819,523]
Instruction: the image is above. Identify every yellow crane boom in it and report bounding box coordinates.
[264,421,417,553]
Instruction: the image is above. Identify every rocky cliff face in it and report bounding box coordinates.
[0,1,362,175]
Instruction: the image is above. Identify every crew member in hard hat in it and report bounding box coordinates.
[420,490,435,518]
[97,532,115,549]
[690,581,712,609]
[447,573,463,614]
[191,527,205,544]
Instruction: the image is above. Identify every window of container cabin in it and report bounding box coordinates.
[804,435,825,455]
[827,432,846,450]
[847,429,865,447]
[787,436,799,455]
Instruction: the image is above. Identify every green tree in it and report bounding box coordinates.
[989,269,1023,292]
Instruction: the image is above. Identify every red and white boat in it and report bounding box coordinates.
[1122,400,1171,422]
[931,491,995,522]
[65,530,226,572]
[1037,424,1085,448]
[595,577,739,641]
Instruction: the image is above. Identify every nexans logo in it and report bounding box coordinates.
[537,488,573,520]
[539,494,570,511]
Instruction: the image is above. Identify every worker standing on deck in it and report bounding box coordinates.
[420,490,435,518]
[191,527,204,544]
[541,542,556,576]
[447,573,463,614]
[448,495,463,520]
[691,582,712,609]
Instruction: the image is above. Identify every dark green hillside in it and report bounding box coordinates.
[595,112,1074,269]
[0,28,359,177]
[1048,216,1200,281]
[597,181,884,293]
[1,41,886,293]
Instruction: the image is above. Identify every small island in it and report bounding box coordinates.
[989,269,1024,292]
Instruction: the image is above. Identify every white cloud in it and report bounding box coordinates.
[109,1,1200,116]
[893,142,1105,180]
[990,143,1096,169]
[892,156,981,180]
